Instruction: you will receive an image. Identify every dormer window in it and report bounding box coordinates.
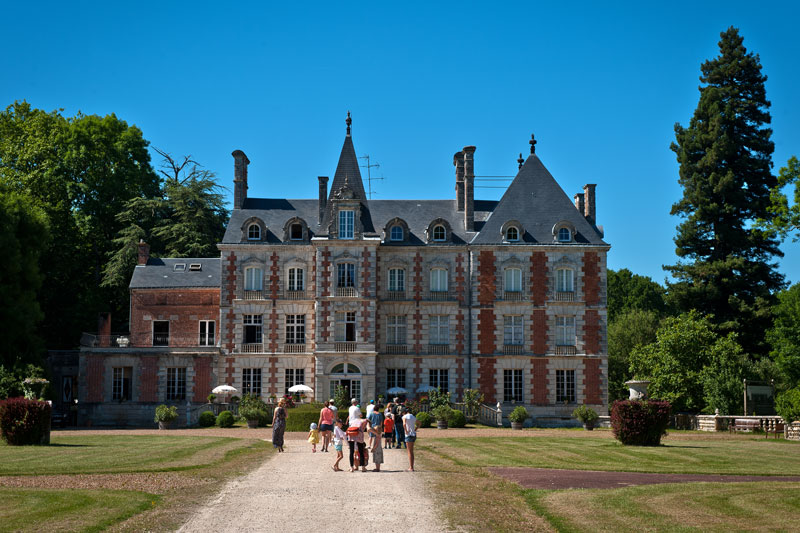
[189,263,202,271]
[248,224,261,240]
[390,225,404,241]
[506,227,519,242]
[290,223,303,240]
[558,227,571,242]
[339,210,354,239]
[432,225,446,242]
[173,263,186,272]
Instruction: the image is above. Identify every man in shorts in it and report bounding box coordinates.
[402,407,418,471]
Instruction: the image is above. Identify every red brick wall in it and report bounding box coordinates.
[477,309,495,354]
[224,252,237,352]
[268,307,278,352]
[530,358,549,405]
[413,253,423,302]
[139,356,159,402]
[320,248,331,297]
[583,309,601,355]
[413,309,422,355]
[413,357,422,390]
[477,251,496,305]
[456,358,464,399]
[130,288,220,347]
[269,252,280,299]
[583,358,602,405]
[477,357,496,403]
[455,310,465,354]
[582,252,600,306]
[455,253,466,304]
[86,355,104,402]
[531,309,547,355]
[193,357,212,402]
[530,253,548,306]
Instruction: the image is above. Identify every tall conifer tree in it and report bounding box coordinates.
[665,27,784,357]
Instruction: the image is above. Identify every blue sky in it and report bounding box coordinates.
[3,1,799,285]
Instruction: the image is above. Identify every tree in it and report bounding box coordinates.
[608,309,661,402]
[607,268,668,323]
[664,28,784,358]
[767,282,800,389]
[762,156,800,242]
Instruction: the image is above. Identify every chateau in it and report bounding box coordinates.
[77,114,610,427]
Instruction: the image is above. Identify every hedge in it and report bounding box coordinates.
[217,410,235,428]
[448,409,467,428]
[611,400,671,446]
[284,403,325,432]
[0,397,51,445]
[198,411,216,427]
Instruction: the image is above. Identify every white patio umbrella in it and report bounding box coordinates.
[287,384,314,393]
[212,384,238,394]
[416,385,437,393]
[386,386,408,395]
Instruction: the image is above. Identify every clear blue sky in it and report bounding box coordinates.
[3,1,799,285]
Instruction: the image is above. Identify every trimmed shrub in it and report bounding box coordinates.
[448,409,467,428]
[432,405,453,422]
[154,404,178,423]
[776,387,800,424]
[284,403,324,431]
[508,406,529,423]
[217,410,235,428]
[611,400,671,446]
[572,404,599,425]
[198,411,216,427]
[0,397,51,445]
[416,411,432,428]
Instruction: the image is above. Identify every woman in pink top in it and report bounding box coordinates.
[318,400,335,452]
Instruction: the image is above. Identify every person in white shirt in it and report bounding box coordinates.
[332,419,346,471]
[365,400,375,418]
[402,408,418,472]
[348,398,361,422]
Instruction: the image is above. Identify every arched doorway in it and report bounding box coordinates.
[329,362,362,403]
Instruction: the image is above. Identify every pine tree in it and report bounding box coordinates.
[665,27,784,358]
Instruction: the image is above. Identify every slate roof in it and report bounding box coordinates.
[129,258,220,289]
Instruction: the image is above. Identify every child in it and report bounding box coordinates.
[332,419,345,471]
[308,422,320,453]
[370,425,384,472]
[383,413,395,449]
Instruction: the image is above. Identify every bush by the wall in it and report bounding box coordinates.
[198,411,216,427]
[0,397,51,445]
[284,403,324,431]
[416,411,432,428]
[217,410,235,428]
[611,400,671,446]
[776,387,800,424]
[448,409,467,428]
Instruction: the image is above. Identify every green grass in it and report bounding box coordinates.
[424,435,800,475]
[0,435,245,475]
[0,488,158,533]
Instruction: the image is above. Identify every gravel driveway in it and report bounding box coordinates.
[178,438,447,533]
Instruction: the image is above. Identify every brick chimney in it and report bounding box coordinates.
[98,312,111,347]
[137,240,150,265]
[574,193,585,215]
[232,150,250,210]
[583,184,596,225]
[318,176,329,224]
[463,146,476,231]
[454,151,465,212]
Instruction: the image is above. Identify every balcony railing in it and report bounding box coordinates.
[242,290,267,300]
[283,343,307,353]
[335,342,357,352]
[555,345,577,355]
[385,344,407,355]
[386,291,406,301]
[284,290,308,300]
[427,344,450,355]
[503,291,525,301]
[555,291,575,302]
[428,290,451,301]
[241,343,264,353]
[335,287,358,298]
[503,344,524,355]
[80,332,219,349]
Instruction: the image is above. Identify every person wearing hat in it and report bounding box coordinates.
[366,399,375,418]
[402,407,418,471]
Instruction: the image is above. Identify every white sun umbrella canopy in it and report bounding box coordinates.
[386,386,408,395]
[212,384,238,394]
[416,385,437,393]
[287,384,314,393]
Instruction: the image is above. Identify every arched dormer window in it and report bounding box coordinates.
[506,227,519,241]
[552,221,576,243]
[501,220,523,243]
[383,217,409,243]
[283,217,309,242]
[391,226,404,241]
[248,224,261,240]
[433,225,446,241]
[242,217,266,243]
[426,218,452,243]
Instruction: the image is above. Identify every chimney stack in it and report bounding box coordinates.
[137,239,150,266]
[583,184,596,225]
[232,150,250,210]
[573,193,585,215]
[318,176,329,224]
[463,146,476,231]
[98,312,111,347]
[454,152,465,212]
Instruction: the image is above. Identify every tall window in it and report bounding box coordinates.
[337,263,355,288]
[199,320,215,346]
[387,315,407,345]
[557,268,574,292]
[153,320,169,346]
[556,369,576,403]
[285,368,305,394]
[167,367,186,400]
[286,315,305,344]
[432,225,446,241]
[505,268,522,292]
[339,209,354,239]
[388,268,405,292]
[504,315,523,345]
[429,369,449,393]
[556,316,576,346]
[248,224,261,240]
[288,268,304,291]
[504,369,523,402]
[112,367,132,401]
[244,315,263,344]
[243,368,262,396]
[390,225,403,241]
[245,267,263,291]
[430,268,448,292]
[335,311,356,342]
[430,315,449,345]
[387,368,406,390]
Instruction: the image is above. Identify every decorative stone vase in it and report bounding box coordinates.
[158,420,172,430]
[116,336,130,348]
[511,422,523,430]
[246,419,259,429]
[436,419,448,430]
[625,380,651,401]
[583,422,595,431]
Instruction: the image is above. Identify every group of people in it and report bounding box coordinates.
[309,398,418,472]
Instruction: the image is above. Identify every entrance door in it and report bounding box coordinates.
[330,378,361,404]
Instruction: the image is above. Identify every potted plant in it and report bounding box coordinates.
[508,406,529,430]
[239,394,269,429]
[207,393,216,404]
[572,404,599,430]
[154,404,179,430]
[269,393,277,404]
[432,405,452,429]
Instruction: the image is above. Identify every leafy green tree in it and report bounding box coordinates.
[608,309,661,402]
[762,156,800,242]
[664,28,784,358]
[767,283,800,389]
[607,268,668,323]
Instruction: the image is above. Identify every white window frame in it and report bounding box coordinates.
[244,314,263,344]
[504,315,523,345]
[337,263,355,288]
[556,369,576,403]
[199,320,215,346]
[167,367,186,400]
[390,225,404,241]
[388,268,405,292]
[556,316,576,346]
[432,224,446,241]
[504,369,523,402]
[339,209,354,239]
[506,227,519,241]
[430,315,450,345]
[430,268,448,292]
[387,315,407,345]
[335,311,357,342]
[557,268,574,293]
[505,267,522,292]
[244,266,264,291]
[429,369,449,393]
[112,367,132,401]
[285,314,306,344]
[242,368,262,396]
[248,223,261,240]
[288,267,304,291]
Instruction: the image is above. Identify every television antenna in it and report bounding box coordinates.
[359,154,384,199]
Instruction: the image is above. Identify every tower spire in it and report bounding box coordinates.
[346,111,352,136]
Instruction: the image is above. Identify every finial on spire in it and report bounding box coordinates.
[346,111,352,136]
[529,134,537,154]
[517,153,524,169]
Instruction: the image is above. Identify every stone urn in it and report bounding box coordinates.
[436,418,449,430]
[511,421,524,430]
[158,420,171,430]
[625,380,651,401]
[246,418,259,429]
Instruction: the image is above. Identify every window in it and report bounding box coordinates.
[504,369,523,402]
[286,315,305,344]
[556,369,576,403]
[285,368,305,395]
[387,315,407,345]
[387,368,406,390]
[558,227,571,242]
[331,362,361,374]
[290,223,303,240]
[337,263,355,288]
[173,263,186,272]
[339,209,354,239]
[244,315,263,344]
[504,315,523,345]
[242,368,262,396]
[288,267,304,291]
[505,268,522,292]
[199,320,215,346]
[388,268,405,292]
[506,227,519,241]
[429,369,449,393]
[556,316,576,346]
[153,320,169,346]
[245,267,263,291]
[390,225,404,241]
[557,268,574,293]
[432,224,446,241]
[430,268,448,292]
[189,263,202,271]
[335,311,356,342]
[112,367,132,401]
[248,224,261,240]
[430,315,449,345]
[167,367,186,400]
